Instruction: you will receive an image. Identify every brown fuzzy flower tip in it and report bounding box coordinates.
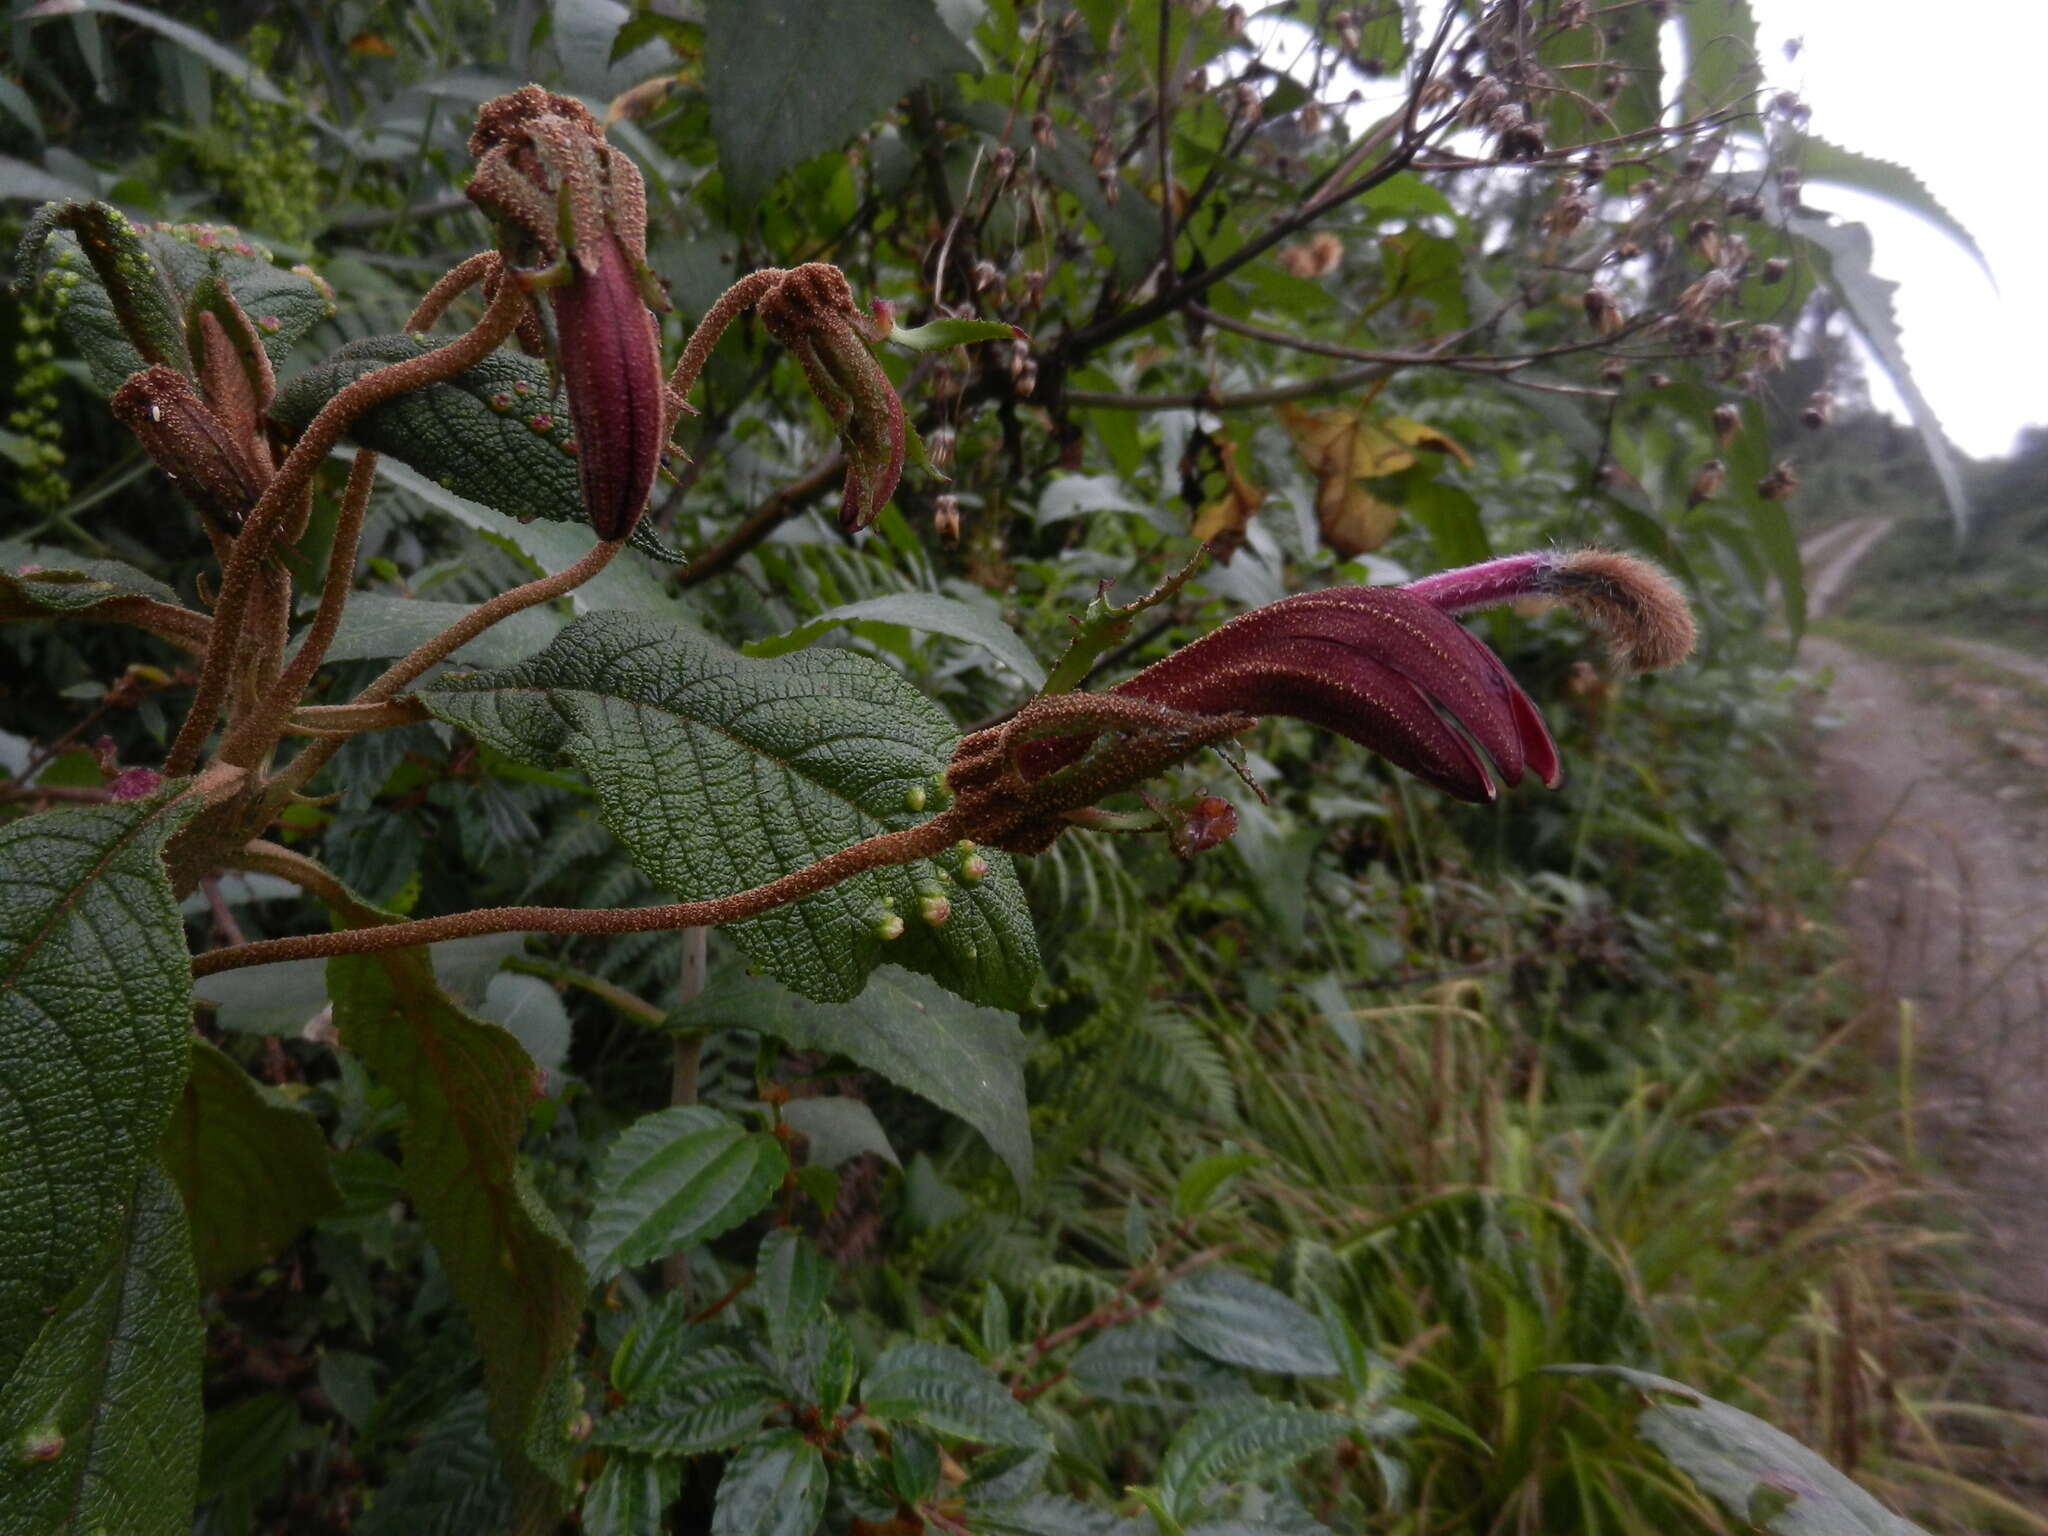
[759,264,906,532]
[1017,587,1561,806]
[466,86,667,541]
[1542,550,1697,673]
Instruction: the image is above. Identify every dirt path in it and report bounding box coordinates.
[1799,526,2048,1409]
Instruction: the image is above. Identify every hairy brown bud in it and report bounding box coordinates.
[1583,285,1625,337]
[1687,457,1727,509]
[1712,401,1741,448]
[758,263,906,532]
[1761,256,1790,284]
[111,365,266,534]
[1757,460,1800,500]
[1801,389,1834,429]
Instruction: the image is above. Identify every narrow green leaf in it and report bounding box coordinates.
[160,1038,342,1288]
[0,795,196,1376]
[1154,1401,1349,1521]
[887,317,1026,352]
[709,1431,827,1536]
[582,1106,787,1281]
[863,1340,1050,1450]
[757,1230,831,1358]
[680,967,1032,1189]
[582,1452,681,1536]
[1798,136,1991,281]
[1791,212,1970,538]
[705,0,977,205]
[1162,1269,1339,1376]
[0,1164,202,1536]
[326,949,585,1522]
[423,612,1041,1008]
[1547,1365,1932,1535]
[744,590,1047,689]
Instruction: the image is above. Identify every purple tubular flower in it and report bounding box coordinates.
[467,87,668,542]
[1106,586,1562,803]
[547,228,666,540]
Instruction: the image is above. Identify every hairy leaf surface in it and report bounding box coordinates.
[423,612,1040,1007]
[0,1165,201,1536]
[0,795,196,1377]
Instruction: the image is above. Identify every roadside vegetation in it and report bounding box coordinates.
[2,3,2041,1532]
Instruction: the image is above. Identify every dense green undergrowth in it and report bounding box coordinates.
[4,2,2041,1532]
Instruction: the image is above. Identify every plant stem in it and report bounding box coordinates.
[192,811,970,977]
[165,276,532,775]
[262,539,620,806]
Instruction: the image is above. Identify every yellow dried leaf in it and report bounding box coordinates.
[1277,407,1470,557]
[1190,439,1266,561]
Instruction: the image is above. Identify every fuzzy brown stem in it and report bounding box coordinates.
[90,595,212,655]
[192,812,969,977]
[667,268,787,409]
[165,278,533,775]
[409,252,502,330]
[262,539,621,808]
[285,697,431,737]
[221,452,382,763]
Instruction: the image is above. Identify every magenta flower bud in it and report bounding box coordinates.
[1101,586,1561,804]
[467,87,667,543]
[758,264,906,532]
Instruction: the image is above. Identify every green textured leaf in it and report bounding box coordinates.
[315,590,566,669]
[745,590,1047,689]
[0,795,196,1378]
[273,337,646,548]
[19,211,333,394]
[422,612,1041,1008]
[887,317,1026,352]
[592,1359,785,1456]
[1798,136,1991,281]
[326,949,584,1524]
[160,1039,342,1289]
[582,1451,681,1536]
[354,1391,516,1536]
[756,1230,830,1358]
[608,1295,726,1400]
[705,0,978,206]
[1163,1269,1339,1376]
[1171,1152,1263,1218]
[1,536,184,623]
[582,1105,787,1281]
[0,1164,202,1536]
[1791,212,1970,537]
[863,1340,1050,1450]
[1548,1366,1931,1534]
[710,1431,827,1536]
[1154,1401,1349,1521]
[680,967,1032,1189]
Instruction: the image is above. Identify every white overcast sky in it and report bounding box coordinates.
[1750,1,2046,459]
